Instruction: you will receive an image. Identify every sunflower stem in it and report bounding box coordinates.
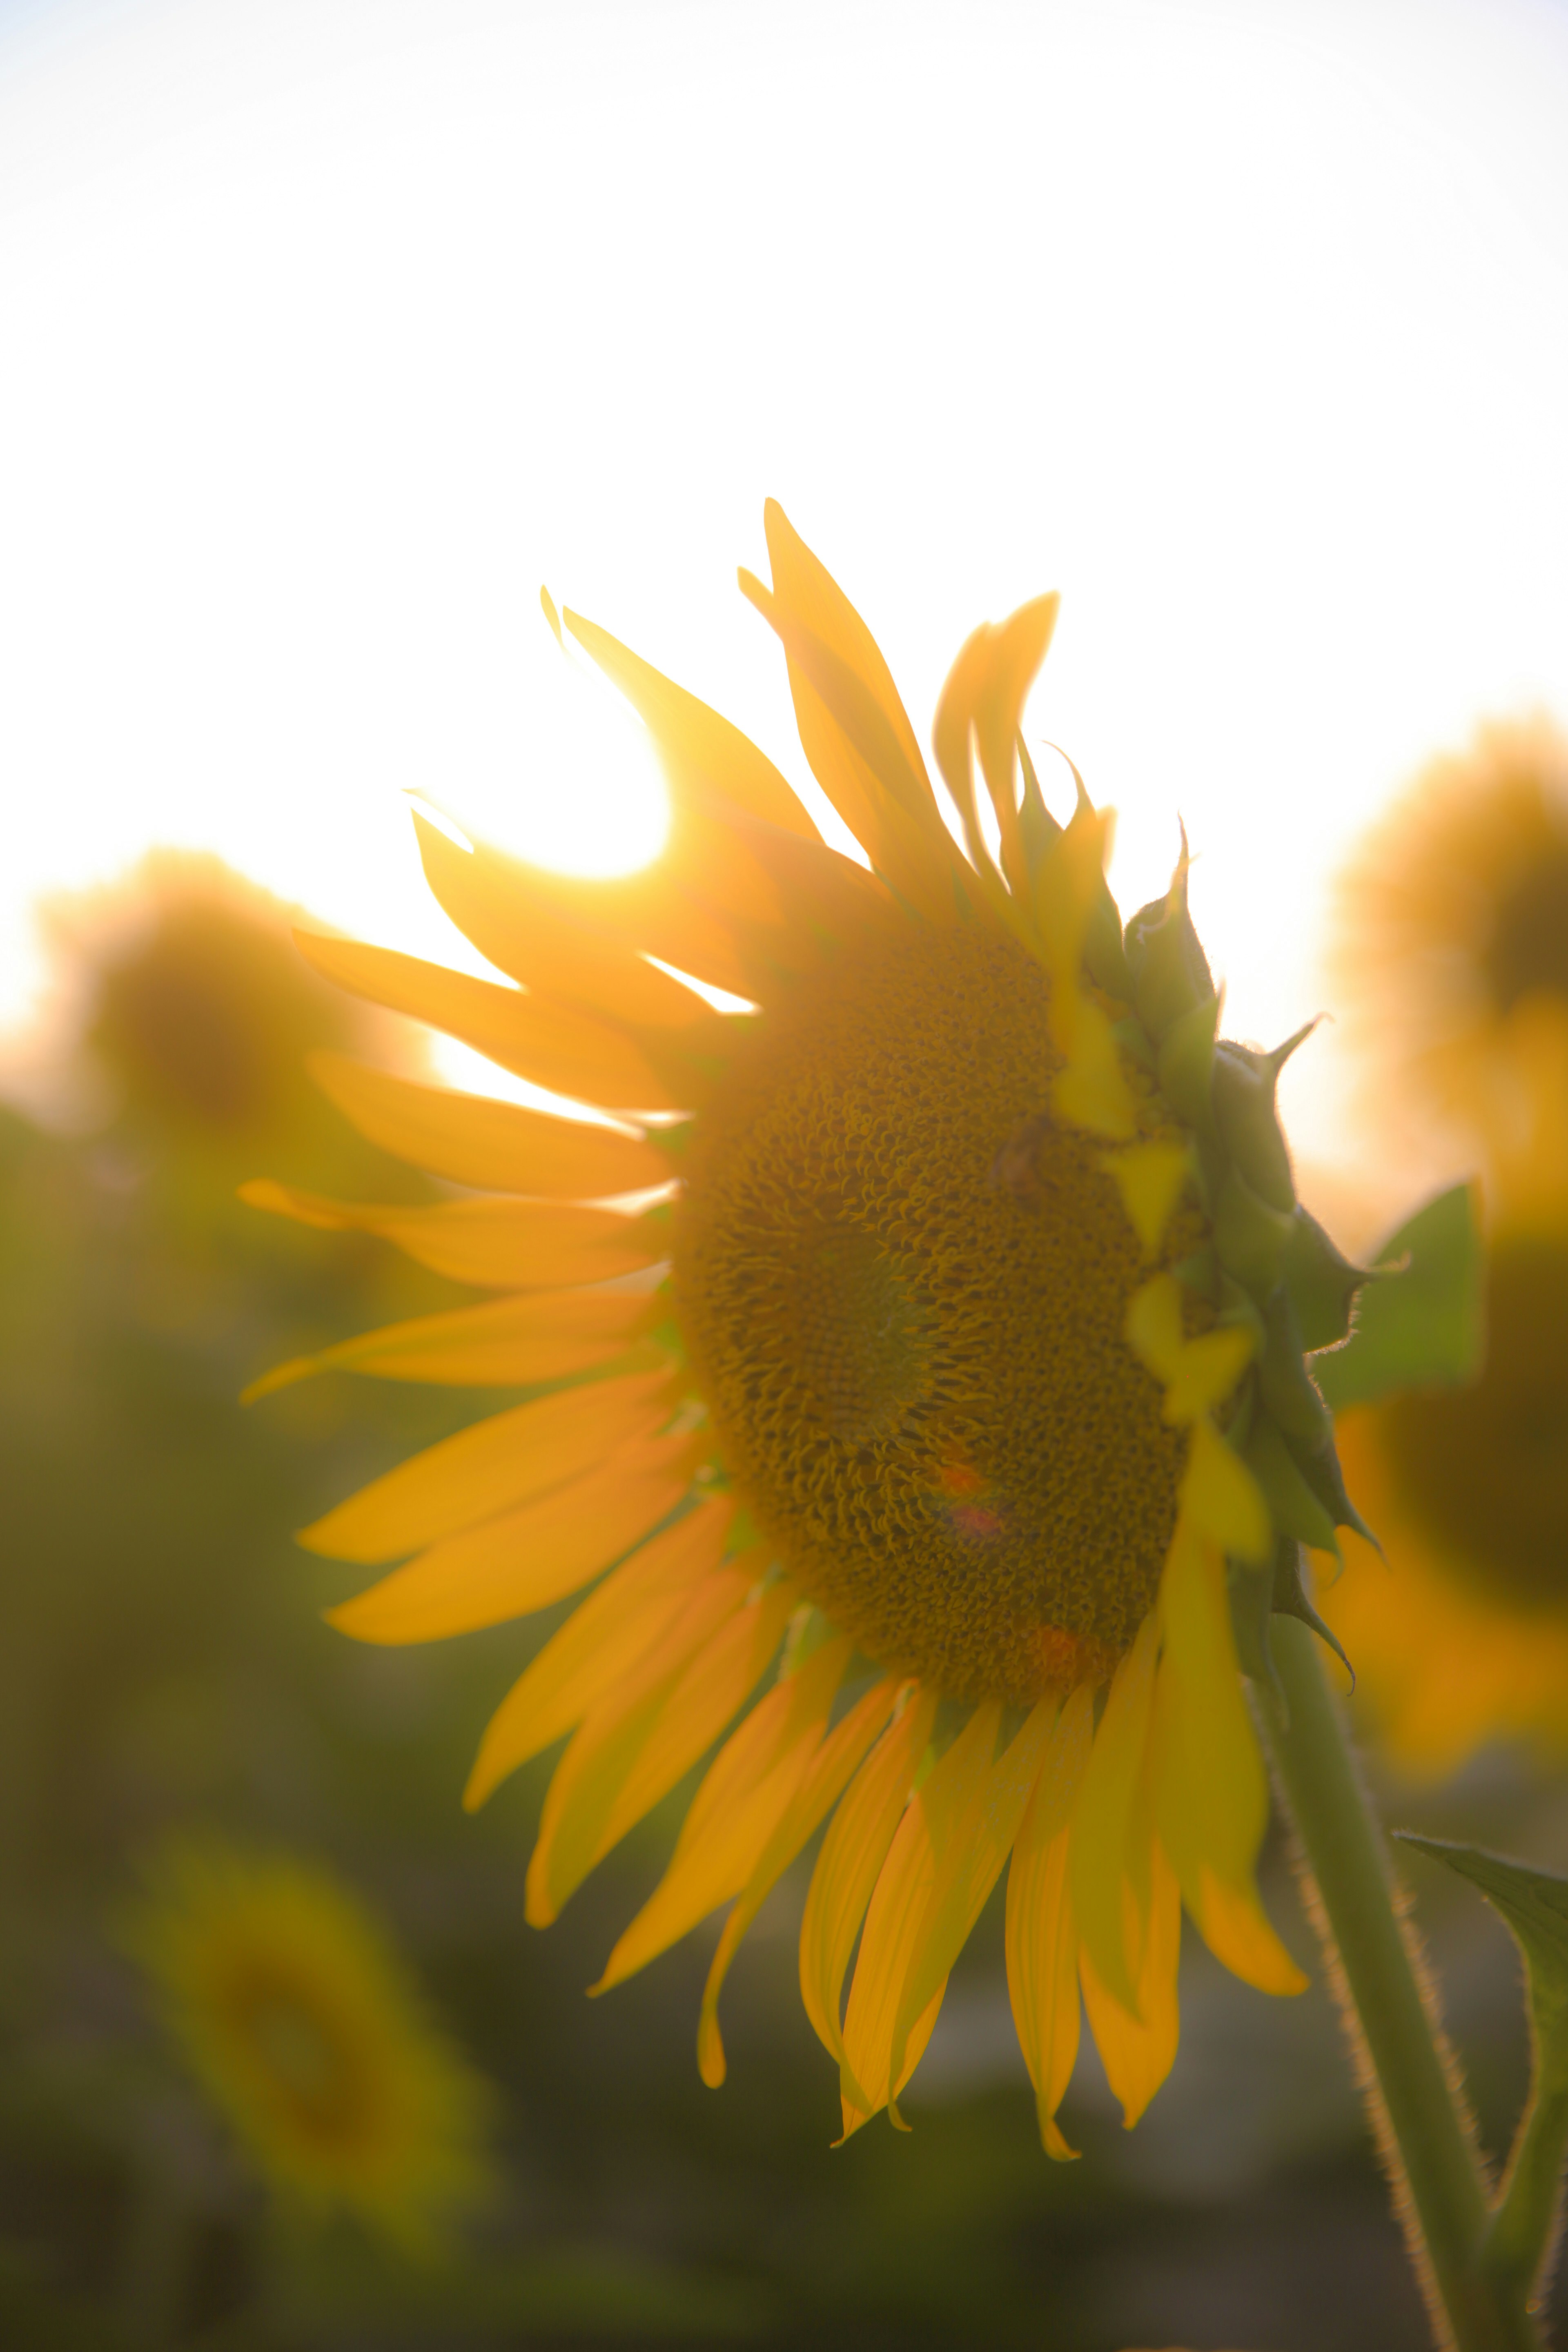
[1262,1614,1540,2352]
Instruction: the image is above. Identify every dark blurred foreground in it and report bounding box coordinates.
[2,867,1564,2351]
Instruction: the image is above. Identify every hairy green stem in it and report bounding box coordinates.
[1261,1615,1539,2352]
[1484,2070,1568,2312]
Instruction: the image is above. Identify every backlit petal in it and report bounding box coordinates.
[1006,1685,1093,2158]
[1070,1612,1161,2009]
[238,1181,663,1291]
[243,1285,659,1401]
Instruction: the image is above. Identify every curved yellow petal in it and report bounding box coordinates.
[1069,1612,1161,2010]
[592,1635,852,1992]
[1079,1833,1181,2130]
[324,1430,699,1645]
[1152,1522,1307,1996]
[414,817,743,1035]
[697,1677,900,2090]
[888,1699,1059,2104]
[294,933,685,1114]
[839,1702,1003,2139]
[308,1051,670,1198]
[797,1688,939,2073]
[1006,1685,1094,2159]
[1180,1419,1272,1564]
[562,607,819,842]
[1103,1140,1192,1263]
[238,1182,662,1292]
[463,1498,736,1810]
[932,595,1060,904]
[526,1573,796,1926]
[298,1368,675,1564]
[243,1285,658,1401]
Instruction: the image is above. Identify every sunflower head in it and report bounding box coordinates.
[125,1839,493,2250]
[1329,717,1568,1197]
[247,503,1379,2151]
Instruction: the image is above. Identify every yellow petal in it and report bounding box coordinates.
[839,1702,1004,2138]
[1124,1273,1185,1384]
[1180,1419,1272,1564]
[592,1635,852,1991]
[561,607,818,842]
[463,1498,737,1810]
[887,1700,1059,2101]
[1152,1523,1307,1996]
[1103,1140,1191,1262]
[243,1285,658,1401]
[1069,1613,1161,2009]
[969,595,1061,854]
[798,1689,939,2072]
[1005,1684,1093,2158]
[308,1051,670,1198]
[1051,992,1138,1142]
[697,1677,900,2089]
[324,1430,698,1645]
[414,817,739,1034]
[299,1368,676,1564]
[1159,1327,1256,1427]
[238,1181,663,1291]
[526,1574,797,1926]
[294,932,684,1114]
[1079,1832,1182,2129]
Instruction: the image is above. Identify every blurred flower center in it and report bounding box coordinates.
[1377,1236,1568,1610]
[674,920,1187,1703]
[1486,847,1568,1013]
[226,1965,371,2145]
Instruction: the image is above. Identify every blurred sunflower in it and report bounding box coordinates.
[126,1839,492,2248]
[246,504,1375,2153]
[1321,722,1568,1774]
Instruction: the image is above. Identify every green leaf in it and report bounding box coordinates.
[1395,1836,1568,2066]
[1313,1182,1483,1413]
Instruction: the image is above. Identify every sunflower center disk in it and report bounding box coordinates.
[1380,1235,1568,1610]
[673,922,1188,1703]
[1488,848,1568,1012]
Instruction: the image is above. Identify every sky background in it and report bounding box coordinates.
[4,0,1568,1192]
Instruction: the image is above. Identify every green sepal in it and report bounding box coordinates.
[1215,1274,1267,1357]
[1313,1183,1484,1415]
[1211,1041,1296,1213]
[1066,767,1135,1000]
[1228,1549,1281,1701]
[1286,1425,1379,1552]
[1155,991,1221,1136]
[1244,1413,1342,1555]
[1110,1016,1158,1076]
[1124,854,1215,1043]
[1213,1163,1296,1299]
[1172,1245,1220,1306]
[1258,1285,1333,1450]
[1283,1207,1374,1354]
[1272,1538,1353,1683]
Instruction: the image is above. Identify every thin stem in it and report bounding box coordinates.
[1261,1614,1539,2352]
[1484,2071,1568,2312]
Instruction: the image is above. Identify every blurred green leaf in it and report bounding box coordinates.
[1313,1183,1483,1413]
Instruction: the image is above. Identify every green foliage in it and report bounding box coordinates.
[1314,1183,1485,1412]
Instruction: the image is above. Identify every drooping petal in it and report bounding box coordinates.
[294,933,685,1114]
[797,1689,939,2073]
[592,1635,853,1991]
[238,1181,663,1291]
[1079,1831,1182,2129]
[1069,1612,1161,2009]
[1152,1521,1307,1995]
[886,1699,1059,2107]
[243,1285,659,1401]
[298,1369,677,1564]
[463,1498,736,1809]
[697,1677,901,2089]
[838,1702,1004,2139]
[307,1051,671,1197]
[525,1574,797,1926]
[1006,1684,1094,2158]
[324,1430,699,1645]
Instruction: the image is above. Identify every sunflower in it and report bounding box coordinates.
[245,503,1373,2154]
[126,1839,492,2247]
[1320,722,1568,1774]
[1328,716,1568,1186]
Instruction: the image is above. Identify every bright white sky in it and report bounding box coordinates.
[4,0,1568,1187]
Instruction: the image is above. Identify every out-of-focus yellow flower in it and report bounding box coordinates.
[1322,722,1568,1773]
[126,1840,492,2248]
[247,505,1372,2152]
